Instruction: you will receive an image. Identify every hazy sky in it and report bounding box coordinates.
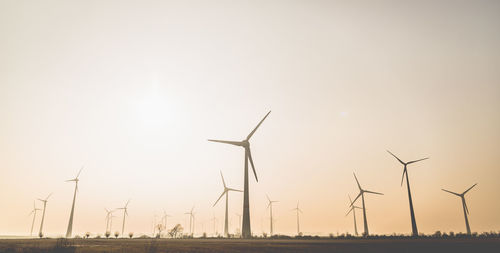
[1,0,499,237]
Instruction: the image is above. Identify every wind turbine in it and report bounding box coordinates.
[37,193,52,238]
[213,171,243,238]
[266,195,278,236]
[208,111,271,238]
[351,172,383,236]
[104,208,114,233]
[162,210,171,231]
[387,150,429,236]
[28,201,41,236]
[346,194,362,236]
[117,200,130,237]
[184,206,195,236]
[211,215,218,236]
[291,202,303,236]
[65,167,83,238]
[235,213,242,236]
[442,183,477,235]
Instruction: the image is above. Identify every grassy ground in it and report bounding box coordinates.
[0,238,499,253]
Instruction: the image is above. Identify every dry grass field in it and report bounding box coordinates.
[0,238,499,253]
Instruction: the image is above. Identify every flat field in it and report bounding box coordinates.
[0,238,499,253]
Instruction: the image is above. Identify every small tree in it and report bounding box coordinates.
[114,231,119,238]
[85,232,90,239]
[39,232,43,238]
[105,231,111,239]
[129,232,134,239]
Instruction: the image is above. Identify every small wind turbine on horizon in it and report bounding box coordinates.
[235,213,242,236]
[37,193,52,238]
[442,183,478,235]
[213,171,243,238]
[28,201,41,236]
[185,206,195,236]
[387,150,429,236]
[104,208,115,233]
[351,172,383,237]
[117,200,130,237]
[346,194,362,236]
[65,167,83,238]
[162,210,171,231]
[291,202,303,236]
[208,111,271,238]
[266,195,278,236]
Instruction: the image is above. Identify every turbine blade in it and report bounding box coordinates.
[213,191,226,207]
[441,189,460,196]
[351,192,362,206]
[227,188,243,192]
[365,190,383,195]
[76,167,83,179]
[464,199,470,215]
[247,148,259,182]
[266,194,271,202]
[125,199,130,208]
[400,168,407,187]
[207,139,243,146]
[246,111,271,141]
[463,183,477,195]
[387,150,405,165]
[46,193,52,200]
[346,208,353,216]
[220,171,226,188]
[348,194,353,205]
[353,172,362,190]
[407,157,429,165]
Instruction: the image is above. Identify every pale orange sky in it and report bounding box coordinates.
[0,0,499,237]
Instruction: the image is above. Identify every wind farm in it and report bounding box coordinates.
[1,0,500,252]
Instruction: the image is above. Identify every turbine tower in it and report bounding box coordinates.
[28,201,41,236]
[346,194,362,236]
[291,201,303,236]
[442,183,477,235]
[117,200,130,237]
[104,208,114,233]
[184,206,195,236]
[266,195,278,236]
[213,171,243,238]
[351,172,383,236]
[37,193,52,238]
[208,111,271,238]
[387,150,429,236]
[65,167,83,238]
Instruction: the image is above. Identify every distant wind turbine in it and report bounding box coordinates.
[117,200,130,237]
[266,195,278,236]
[351,172,383,236]
[387,150,429,236]
[162,210,171,231]
[104,208,114,233]
[213,171,243,238]
[184,206,195,236]
[65,167,83,238]
[442,183,477,235]
[291,202,303,235]
[28,201,41,236]
[346,194,362,236]
[37,193,52,238]
[235,213,242,236]
[208,111,271,238]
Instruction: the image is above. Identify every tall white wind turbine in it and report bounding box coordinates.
[291,202,303,235]
[208,111,271,238]
[266,195,278,236]
[351,172,383,236]
[213,171,243,238]
[184,206,195,236]
[117,200,130,237]
[442,183,477,235]
[65,167,83,238]
[37,193,52,238]
[28,201,41,236]
[387,150,429,236]
[346,194,362,236]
